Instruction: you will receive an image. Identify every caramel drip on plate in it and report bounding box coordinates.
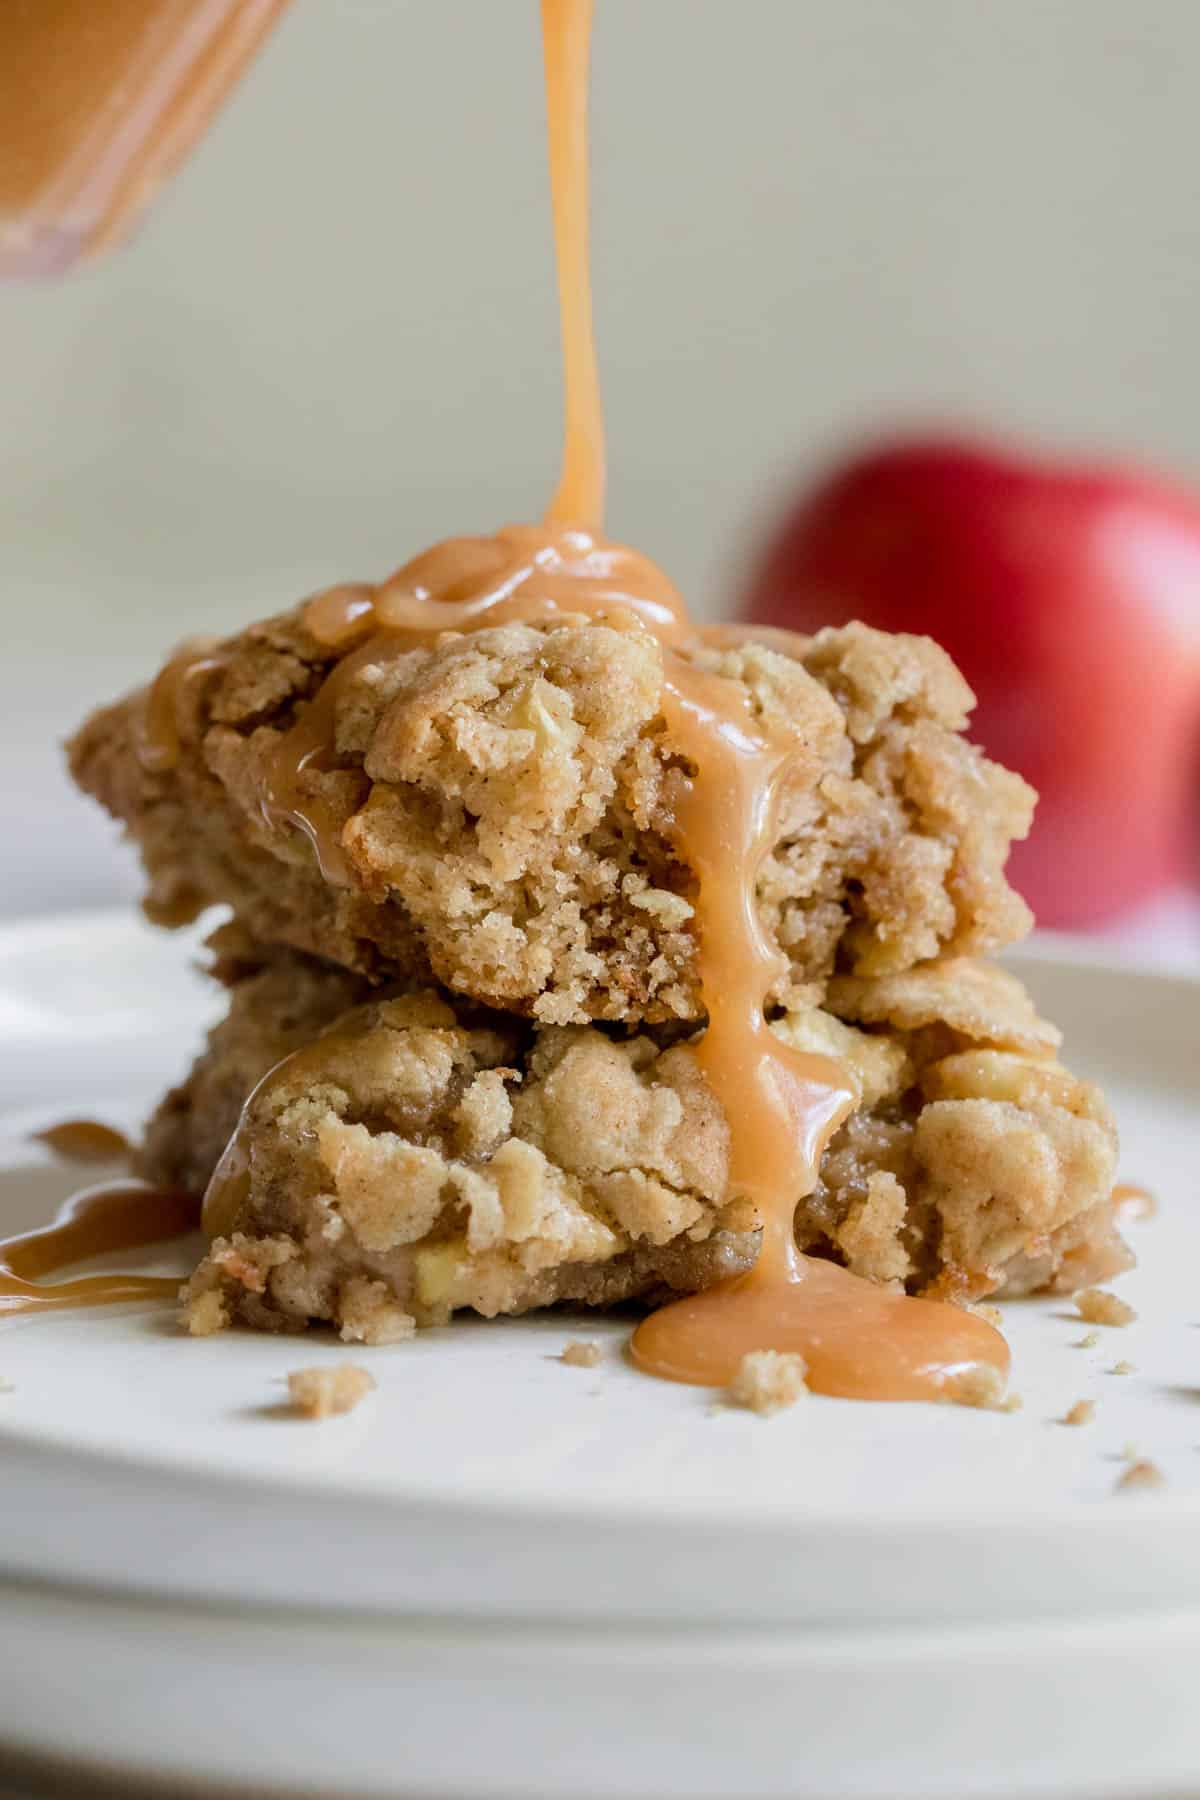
[33,1120,132,1164]
[0,1183,195,1314]
[1113,1182,1157,1223]
[631,1260,1010,1399]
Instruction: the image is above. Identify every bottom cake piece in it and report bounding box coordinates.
[143,936,1131,1344]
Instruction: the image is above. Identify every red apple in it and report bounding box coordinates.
[742,437,1200,927]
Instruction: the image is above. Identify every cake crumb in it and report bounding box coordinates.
[1073,1331,1100,1349]
[1116,1459,1165,1493]
[287,1364,376,1420]
[944,1365,1014,1411]
[1075,1289,1137,1328]
[1109,1360,1135,1376]
[1061,1399,1095,1427]
[560,1339,602,1368]
[0,1378,13,1395]
[729,1350,808,1415]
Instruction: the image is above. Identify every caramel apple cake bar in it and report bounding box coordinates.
[70,600,1127,1343]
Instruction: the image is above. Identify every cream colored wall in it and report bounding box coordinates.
[4,0,1200,911]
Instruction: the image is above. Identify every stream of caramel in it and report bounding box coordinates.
[541,0,605,530]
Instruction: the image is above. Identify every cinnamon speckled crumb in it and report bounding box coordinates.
[1116,1459,1165,1493]
[1061,1399,1095,1427]
[729,1350,808,1415]
[1075,1288,1137,1327]
[287,1364,375,1419]
[560,1339,602,1368]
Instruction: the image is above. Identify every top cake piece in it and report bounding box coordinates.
[70,604,1035,1026]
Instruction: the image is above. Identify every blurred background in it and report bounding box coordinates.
[2,0,1198,946]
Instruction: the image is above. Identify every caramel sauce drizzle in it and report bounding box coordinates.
[1113,1182,1157,1223]
[541,0,604,530]
[33,1120,132,1164]
[0,1183,195,1315]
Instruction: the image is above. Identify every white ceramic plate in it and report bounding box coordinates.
[0,910,1196,1800]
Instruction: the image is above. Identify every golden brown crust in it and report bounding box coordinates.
[70,610,1034,1026]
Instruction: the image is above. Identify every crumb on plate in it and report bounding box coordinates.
[560,1338,602,1368]
[1109,1360,1135,1376]
[944,1365,1016,1411]
[287,1363,376,1420]
[1061,1399,1095,1427]
[1116,1459,1165,1493]
[1075,1288,1137,1328]
[729,1349,808,1415]
[1073,1331,1100,1349]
